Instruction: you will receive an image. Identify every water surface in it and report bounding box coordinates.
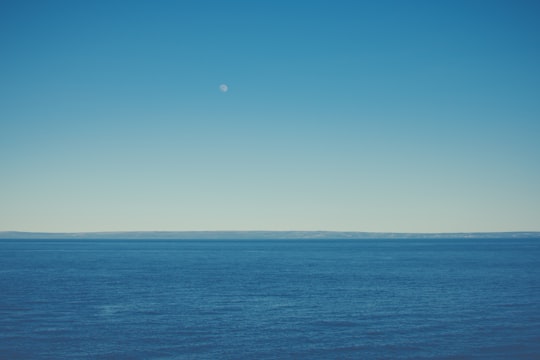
[1,239,539,359]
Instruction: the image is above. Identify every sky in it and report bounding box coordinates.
[1,0,539,233]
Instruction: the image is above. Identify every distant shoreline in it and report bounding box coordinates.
[1,231,539,240]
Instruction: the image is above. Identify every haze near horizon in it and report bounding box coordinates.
[1,0,539,233]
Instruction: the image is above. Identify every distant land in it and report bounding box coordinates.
[0,231,539,240]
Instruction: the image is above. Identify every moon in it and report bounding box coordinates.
[219,84,228,92]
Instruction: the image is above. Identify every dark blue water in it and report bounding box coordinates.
[1,239,539,359]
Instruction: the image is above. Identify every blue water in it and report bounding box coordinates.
[1,239,539,359]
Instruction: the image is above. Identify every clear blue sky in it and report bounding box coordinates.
[1,0,539,232]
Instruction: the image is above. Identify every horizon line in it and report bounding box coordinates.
[1,230,539,240]
[2,230,540,234]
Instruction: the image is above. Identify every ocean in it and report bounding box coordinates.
[1,238,539,359]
